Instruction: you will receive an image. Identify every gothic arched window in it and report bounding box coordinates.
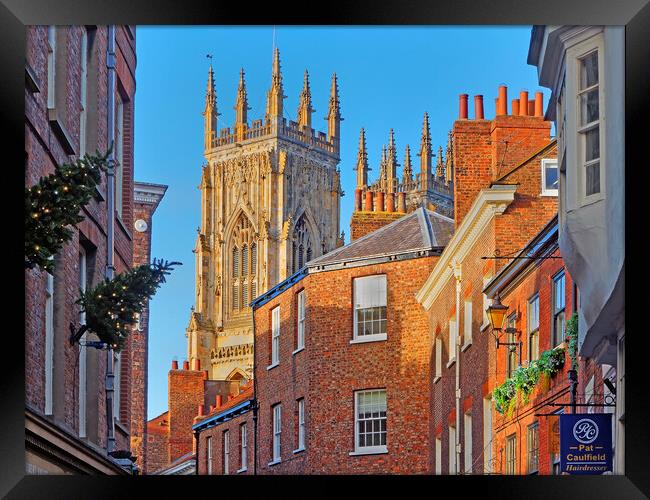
[292,216,313,275]
[230,214,257,313]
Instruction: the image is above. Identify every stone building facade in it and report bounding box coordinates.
[25,25,137,473]
[193,207,454,474]
[187,49,344,382]
[416,86,559,475]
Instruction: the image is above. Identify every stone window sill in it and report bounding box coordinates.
[433,375,441,384]
[293,447,305,454]
[236,467,248,474]
[350,334,387,345]
[292,346,305,355]
[268,459,281,466]
[266,362,279,371]
[447,358,456,369]
[349,447,388,456]
[461,340,472,352]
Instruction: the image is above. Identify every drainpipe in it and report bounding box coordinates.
[452,261,462,474]
[105,24,117,455]
[194,429,199,475]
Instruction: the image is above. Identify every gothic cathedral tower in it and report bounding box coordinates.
[187,50,343,381]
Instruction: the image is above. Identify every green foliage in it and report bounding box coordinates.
[74,259,181,351]
[493,347,566,416]
[25,151,109,273]
[565,312,579,370]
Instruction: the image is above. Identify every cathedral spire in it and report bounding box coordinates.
[445,130,454,184]
[379,144,387,190]
[436,145,444,179]
[235,68,250,140]
[403,144,413,184]
[354,128,369,188]
[203,62,220,150]
[327,73,342,151]
[418,112,432,191]
[386,129,398,192]
[266,47,285,124]
[297,69,314,129]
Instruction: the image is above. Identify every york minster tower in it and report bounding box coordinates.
[187,49,343,380]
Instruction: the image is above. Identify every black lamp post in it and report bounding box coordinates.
[486,292,522,363]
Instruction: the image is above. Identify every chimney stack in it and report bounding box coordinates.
[497,85,508,115]
[511,99,520,116]
[171,360,178,370]
[534,92,544,117]
[519,91,529,116]
[527,100,535,116]
[216,395,222,407]
[364,191,373,211]
[193,359,201,371]
[386,193,395,212]
[375,191,385,212]
[459,94,469,119]
[183,360,190,370]
[198,404,205,416]
[355,188,363,211]
[397,192,407,213]
[474,95,484,120]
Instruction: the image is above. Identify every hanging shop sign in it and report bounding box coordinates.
[560,413,613,474]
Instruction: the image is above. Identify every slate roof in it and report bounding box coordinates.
[307,207,454,269]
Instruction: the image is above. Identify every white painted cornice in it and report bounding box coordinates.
[416,185,517,310]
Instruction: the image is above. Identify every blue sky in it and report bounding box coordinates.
[134,26,549,419]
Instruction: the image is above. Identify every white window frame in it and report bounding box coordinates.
[44,272,55,416]
[447,317,457,367]
[79,28,88,157]
[223,430,230,475]
[567,35,606,206]
[295,290,305,352]
[481,276,492,330]
[449,424,457,474]
[238,423,248,472]
[541,159,559,196]
[464,412,473,474]
[462,300,472,349]
[270,404,282,464]
[351,275,387,344]
[435,436,442,475]
[294,398,306,453]
[269,306,280,369]
[528,294,540,362]
[506,433,517,475]
[351,389,388,456]
[207,436,213,475]
[434,337,442,382]
[483,397,493,474]
[47,26,56,110]
[527,422,540,474]
[552,270,566,346]
[78,247,87,438]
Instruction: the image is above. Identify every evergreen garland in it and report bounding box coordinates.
[73,259,181,351]
[25,150,109,273]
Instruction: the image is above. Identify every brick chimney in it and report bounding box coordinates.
[452,85,551,227]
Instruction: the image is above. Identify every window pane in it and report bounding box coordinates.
[580,89,599,125]
[545,164,558,191]
[585,127,600,162]
[586,161,600,196]
[580,51,599,89]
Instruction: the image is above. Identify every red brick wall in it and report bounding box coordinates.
[349,211,404,241]
[25,25,136,455]
[197,411,254,475]
[145,412,169,473]
[488,249,603,476]
[129,202,155,469]
[168,368,207,463]
[254,255,438,474]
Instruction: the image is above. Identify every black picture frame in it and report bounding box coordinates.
[4,0,648,497]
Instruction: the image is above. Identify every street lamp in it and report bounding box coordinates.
[486,292,522,360]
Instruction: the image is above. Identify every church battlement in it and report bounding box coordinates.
[203,48,341,159]
[209,117,337,155]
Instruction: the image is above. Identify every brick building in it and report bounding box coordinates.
[484,216,611,475]
[25,25,139,473]
[193,207,454,474]
[416,86,558,474]
[129,182,167,470]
